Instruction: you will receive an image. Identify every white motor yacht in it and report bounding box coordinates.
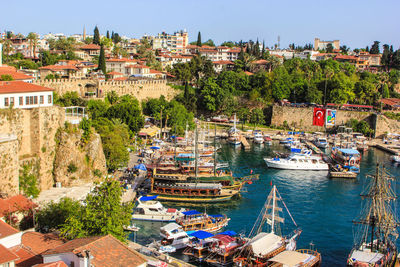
[314,137,329,149]
[160,223,191,250]
[253,130,264,144]
[132,195,185,222]
[264,153,329,170]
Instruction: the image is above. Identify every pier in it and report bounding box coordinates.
[240,135,250,150]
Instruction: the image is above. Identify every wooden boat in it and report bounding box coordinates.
[331,147,361,173]
[269,249,321,267]
[347,164,399,266]
[176,210,230,232]
[233,185,302,266]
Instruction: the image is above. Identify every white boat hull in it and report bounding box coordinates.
[132,214,182,222]
[264,158,329,170]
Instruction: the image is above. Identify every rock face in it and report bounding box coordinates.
[53,129,107,187]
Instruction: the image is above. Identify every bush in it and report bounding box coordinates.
[67,162,78,173]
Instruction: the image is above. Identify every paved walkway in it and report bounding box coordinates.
[36,183,94,204]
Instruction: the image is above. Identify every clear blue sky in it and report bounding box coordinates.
[1,0,399,49]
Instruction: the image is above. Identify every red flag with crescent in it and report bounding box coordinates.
[313,108,325,126]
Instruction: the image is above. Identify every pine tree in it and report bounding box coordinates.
[197,32,202,47]
[93,26,100,45]
[98,45,106,75]
[254,39,260,58]
[111,31,114,40]
[370,41,380,54]
[366,46,369,52]
[261,41,266,59]
[106,30,110,39]
[239,41,245,61]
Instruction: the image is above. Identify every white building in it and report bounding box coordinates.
[0,81,53,109]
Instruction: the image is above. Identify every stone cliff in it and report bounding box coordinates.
[53,128,106,187]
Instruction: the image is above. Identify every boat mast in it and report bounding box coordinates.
[271,185,276,234]
[214,122,217,177]
[195,125,198,179]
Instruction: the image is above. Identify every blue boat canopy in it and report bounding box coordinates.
[183,210,202,216]
[210,214,224,218]
[189,230,214,239]
[338,148,360,155]
[150,146,160,150]
[218,230,237,236]
[134,164,147,171]
[139,195,158,201]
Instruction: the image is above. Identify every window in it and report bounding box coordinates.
[29,96,33,105]
[4,97,9,106]
[26,96,29,105]
[19,97,23,105]
[10,97,14,106]
[40,95,44,104]
[34,96,38,104]
[48,94,52,104]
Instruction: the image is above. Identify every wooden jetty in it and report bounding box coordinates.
[240,135,250,150]
[304,140,323,154]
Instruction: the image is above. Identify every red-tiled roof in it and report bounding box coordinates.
[149,69,162,74]
[9,245,41,267]
[107,71,124,76]
[0,195,37,216]
[0,244,19,264]
[335,55,358,60]
[0,70,33,81]
[39,65,78,71]
[33,261,68,267]
[21,232,64,255]
[381,98,400,107]
[0,219,19,238]
[0,65,17,72]
[80,44,101,50]
[43,235,147,267]
[213,60,234,65]
[0,81,54,95]
[106,58,137,63]
[253,59,268,65]
[112,77,128,81]
[126,64,149,69]
[244,71,253,76]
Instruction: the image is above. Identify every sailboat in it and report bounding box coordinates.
[228,114,241,146]
[347,164,399,266]
[233,185,303,266]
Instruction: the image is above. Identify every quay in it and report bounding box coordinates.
[128,241,195,267]
[372,142,399,155]
[240,135,250,150]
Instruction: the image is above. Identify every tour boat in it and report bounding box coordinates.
[227,114,241,146]
[347,164,399,266]
[264,135,272,145]
[175,210,230,232]
[269,249,322,267]
[132,195,186,222]
[233,185,303,266]
[314,137,329,149]
[264,153,329,171]
[331,147,361,173]
[253,130,264,144]
[159,223,191,250]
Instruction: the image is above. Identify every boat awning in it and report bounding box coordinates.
[269,250,314,267]
[350,250,384,263]
[210,214,224,218]
[249,232,282,257]
[219,230,237,236]
[338,148,360,155]
[139,195,157,201]
[182,210,202,216]
[160,223,181,232]
[213,234,235,244]
[189,230,214,240]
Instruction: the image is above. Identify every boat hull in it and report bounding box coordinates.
[132,214,179,222]
[264,158,329,170]
[146,193,236,203]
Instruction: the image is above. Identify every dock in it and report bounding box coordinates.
[372,143,399,155]
[240,135,250,150]
[304,140,323,155]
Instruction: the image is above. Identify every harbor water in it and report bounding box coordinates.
[130,142,400,266]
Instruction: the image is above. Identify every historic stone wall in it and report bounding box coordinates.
[0,135,19,195]
[33,79,177,101]
[375,115,400,137]
[270,105,373,132]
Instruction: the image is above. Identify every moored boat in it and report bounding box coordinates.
[176,210,230,232]
[159,223,191,250]
[264,153,329,171]
[253,130,264,144]
[132,195,185,222]
[331,147,361,173]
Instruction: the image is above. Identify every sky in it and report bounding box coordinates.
[1,0,399,50]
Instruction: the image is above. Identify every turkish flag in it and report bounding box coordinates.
[313,108,326,126]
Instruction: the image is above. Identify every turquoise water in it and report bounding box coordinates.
[129,142,400,266]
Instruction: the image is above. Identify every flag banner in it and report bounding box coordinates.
[325,109,337,126]
[313,108,325,126]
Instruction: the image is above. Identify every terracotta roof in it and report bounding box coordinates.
[253,59,268,65]
[80,44,101,50]
[149,69,162,74]
[381,98,400,107]
[0,244,19,264]
[112,77,128,81]
[0,219,19,238]
[335,55,358,60]
[39,65,78,71]
[107,71,124,76]
[43,235,147,267]
[244,71,253,76]
[21,232,64,255]
[9,245,41,267]
[271,54,284,58]
[126,64,149,69]
[0,81,54,95]
[0,65,17,71]
[106,58,137,63]
[0,195,37,217]
[33,261,68,267]
[213,60,234,65]
[0,70,33,81]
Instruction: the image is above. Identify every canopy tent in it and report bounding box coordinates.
[134,164,147,171]
[269,250,315,267]
[139,195,158,201]
[338,148,360,155]
[249,232,283,257]
[160,223,181,232]
[189,230,214,240]
[213,234,236,244]
[182,210,202,216]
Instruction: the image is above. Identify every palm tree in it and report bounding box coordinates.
[1,39,14,63]
[27,32,38,58]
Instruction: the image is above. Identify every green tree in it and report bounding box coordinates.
[106,91,119,105]
[35,198,81,233]
[0,74,13,81]
[27,32,38,58]
[98,45,106,74]
[106,30,110,39]
[60,180,133,242]
[370,41,380,54]
[197,31,202,47]
[19,162,40,198]
[326,43,334,53]
[382,83,390,98]
[203,39,215,47]
[87,99,109,120]
[250,108,265,128]
[79,117,92,144]
[199,77,227,113]
[93,26,100,45]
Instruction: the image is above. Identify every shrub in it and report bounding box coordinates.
[67,162,78,173]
